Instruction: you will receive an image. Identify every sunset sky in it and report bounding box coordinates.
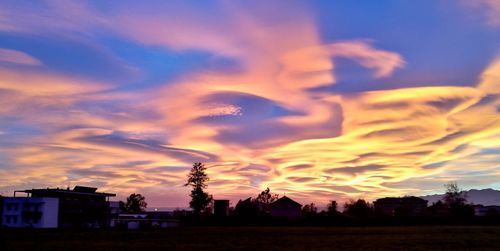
[0,0,499,208]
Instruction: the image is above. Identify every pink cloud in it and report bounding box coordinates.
[329,41,405,78]
[1,1,498,207]
[0,49,41,66]
[464,0,500,27]
[478,57,500,93]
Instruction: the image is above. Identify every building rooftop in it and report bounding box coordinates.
[15,186,116,197]
[271,196,302,207]
[374,196,427,204]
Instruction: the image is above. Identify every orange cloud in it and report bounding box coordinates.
[0,70,109,96]
[0,2,499,208]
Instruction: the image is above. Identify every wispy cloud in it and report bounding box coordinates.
[0,49,41,66]
[465,0,500,27]
[0,1,498,206]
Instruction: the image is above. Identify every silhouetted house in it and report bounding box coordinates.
[234,197,262,217]
[374,196,427,216]
[13,186,115,228]
[269,196,302,218]
[474,205,500,216]
[214,199,230,217]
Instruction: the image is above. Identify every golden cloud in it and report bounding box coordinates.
[0,2,498,207]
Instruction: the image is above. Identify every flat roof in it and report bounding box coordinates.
[15,188,116,197]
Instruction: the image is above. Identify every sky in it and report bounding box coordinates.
[0,0,499,208]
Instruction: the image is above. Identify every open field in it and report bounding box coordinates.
[2,226,500,251]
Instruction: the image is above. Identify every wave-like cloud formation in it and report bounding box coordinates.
[0,1,499,206]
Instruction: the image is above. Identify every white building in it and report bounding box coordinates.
[2,197,59,228]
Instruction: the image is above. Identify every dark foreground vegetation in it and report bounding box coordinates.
[2,226,500,251]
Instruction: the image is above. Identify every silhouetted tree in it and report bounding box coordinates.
[327,201,338,215]
[255,187,279,204]
[428,200,448,217]
[253,187,279,214]
[123,193,147,213]
[203,199,215,216]
[343,199,373,218]
[442,182,474,217]
[443,182,467,206]
[302,203,318,216]
[185,162,212,215]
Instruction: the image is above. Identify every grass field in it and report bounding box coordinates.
[2,226,500,251]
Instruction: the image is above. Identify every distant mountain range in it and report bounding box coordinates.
[420,189,500,206]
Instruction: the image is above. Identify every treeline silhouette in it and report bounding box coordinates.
[116,163,500,227]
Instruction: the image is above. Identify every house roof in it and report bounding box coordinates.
[236,197,252,206]
[374,196,427,204]
[271,196,302,207]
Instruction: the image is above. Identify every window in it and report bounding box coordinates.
[6,203,19,211]
[5,215,18,224]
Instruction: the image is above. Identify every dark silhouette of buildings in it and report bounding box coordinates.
[0,196,3,226]
[270,196,302,218]
[474,205,500,216]
[214,200,229,217]
[374,196,427,216]
[14,186,115,228]
[4,184,500,228]
[234,197,262,217]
